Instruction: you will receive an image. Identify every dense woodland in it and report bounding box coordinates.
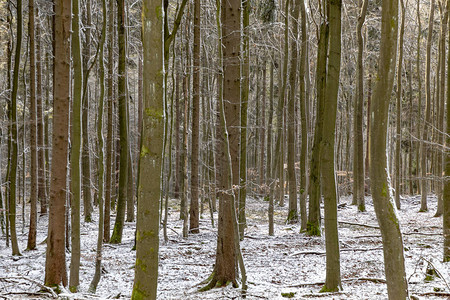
[0,0,449,298]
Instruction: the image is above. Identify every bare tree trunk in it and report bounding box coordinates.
[369,0,409,298]
[44,0,70,286]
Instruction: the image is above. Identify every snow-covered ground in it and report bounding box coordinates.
[0,194,447,299]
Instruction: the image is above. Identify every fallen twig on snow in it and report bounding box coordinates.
[413,292,450,297]
[338,221,379,229]
[301,291,350,298]
[287,277,386,288]
[290,247,383,256]
[420,256,450,291]
[0,276,58,298]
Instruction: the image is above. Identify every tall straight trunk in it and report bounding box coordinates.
[82,0,93,222]
[444,0,450,261]
[175,70,181,201]
[286,0,300,224]
[259,63,266,190]
[45,0,70,287]
[43,47,51,212]
[267,62,274,236]
[353,0,368,211]
[395,0,405,209]
[298,0,308,231]
[365,74,371,178]
[89,0,106,290]
[104,0,114,243]
[421,0,435,212]
[131,0,164,296]
[416,0,422,196]
[189,0,201,234]
[36,13,47,216]
[435,6,447,217]
[69,0,83,290]
[9,0,22,256]
[308,22,328,236]
[202,0,243,288]
[408,62,414,195]
[27,0,38,251]
[239,0,250,238]
[321,0,341,291]
[110,0,129,244]
[369,0,408,298]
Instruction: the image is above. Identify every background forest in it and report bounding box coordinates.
[0,0,449,299]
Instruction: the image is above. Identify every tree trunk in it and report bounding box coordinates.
[189,0,201,234]
[110,0,129,244]
[369,0,409,298]
[307,22,328,236]
[131,0,164,296]
[320,0,341,292]
[353,0,368,211]
[27,0,38,251]
[44,0,70,287]
[286,0,300,224]
[421,0,435,212]
[395,0,405,210]
[9,0,23,257]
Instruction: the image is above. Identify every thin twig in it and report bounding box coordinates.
[0,276,58,298]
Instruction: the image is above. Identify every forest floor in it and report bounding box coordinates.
[0,193,448,299]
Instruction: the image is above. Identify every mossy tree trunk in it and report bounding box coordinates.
[131,0,164,296]
[320,0,342,292]
[369,0,409,298]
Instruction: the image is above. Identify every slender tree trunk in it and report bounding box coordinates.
[27,0,38,251]
[298,0,308,232]
[444,0,450,261]
[239,0,250,238]
[416,0,422,196]
[82,0,93,222]
[104,0,114,243]
[9,0,23,257]
[69,0,83,290]
[307,22,328,236]
[189,0,201,234]
[395,0,405,210]
[421,0,435,212]
[286,0,300,224]
[110,0,129,244]
[89,0,106,290]
[353,0,368,211]
[44,0,71,287]
[267,61,274,236]
[369,0,408,298]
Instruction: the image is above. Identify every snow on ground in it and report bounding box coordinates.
[0,194,448,299]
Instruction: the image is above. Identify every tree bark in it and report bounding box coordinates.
[369,0,409,298]
[45,0,71,287]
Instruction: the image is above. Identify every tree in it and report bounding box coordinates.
[369,0,409,298]
[27,0,38,251]
[45,0,71,288]
[110,0,129,244]
[189,0,201,234]
[9,0,23,257]
[131,0,164,296]
[353,0,368,212]
[320,0,342,292]
[69,0,83,290]
[444,0,450,263]
[286,0,300,224]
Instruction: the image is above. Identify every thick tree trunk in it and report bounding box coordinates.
[131,0,164,296]
[369,0,409,298]
[45,0,70,287]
